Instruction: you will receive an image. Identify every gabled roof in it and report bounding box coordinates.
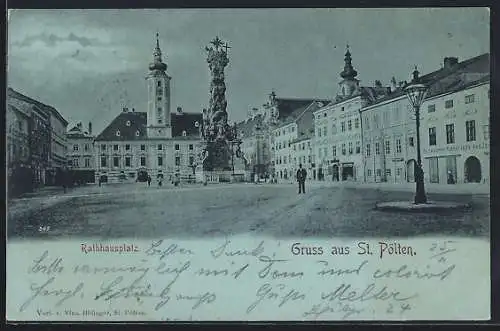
[66,124,93,139]
[95,112,147,141]
[95,111,203,141]
[8,87,68,125]
[235,114,264,139]
[295,102,324,140]
[274,98,330,122]
[171,112,203,137]
[364,53,490,108]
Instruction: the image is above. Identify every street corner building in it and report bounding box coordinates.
[360,54,490,186]
[93,35,204,184]
[6,87,69,197]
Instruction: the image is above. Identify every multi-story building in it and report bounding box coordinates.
[7,96,32,196]
[313,47,389,181]
[237,113,266,181]
[7,88,68,186]
[94,35,203,184]
[66,122,96,184]
[273,100,326,181]
[360,54,490,186]
[421,55,490,185]
[46,105,69,185]
[7,88,53,191]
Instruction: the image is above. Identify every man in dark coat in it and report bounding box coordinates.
[296,163,307,194]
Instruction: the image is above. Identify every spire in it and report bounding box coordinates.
[149,32,167,72]
[340,44,358,80]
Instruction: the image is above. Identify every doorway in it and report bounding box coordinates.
[464,156,481,183]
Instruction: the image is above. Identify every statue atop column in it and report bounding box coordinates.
[198,37,247,173]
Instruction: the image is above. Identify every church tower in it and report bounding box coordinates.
[338,45,360,98]
[146,33,172,138]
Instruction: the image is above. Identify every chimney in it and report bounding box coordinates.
[77,122,82,129]
[122,107,128,112]
[132,108,135,112]
[176,106,182,114]
[374,80,382,88]
[444,57,459,70]
[88,122,92,135]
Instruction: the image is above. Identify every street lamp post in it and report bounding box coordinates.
[404,66,428,204]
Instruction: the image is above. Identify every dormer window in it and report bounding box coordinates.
[182,130,187,137]
[135,130,140,136]
[116,130,121,137]
[126,120,131,127]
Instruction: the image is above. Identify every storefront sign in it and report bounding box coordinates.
[424,142,489,154]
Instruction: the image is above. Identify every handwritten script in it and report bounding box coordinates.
[6,237,489,321]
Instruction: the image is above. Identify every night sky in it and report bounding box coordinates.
[8,8,489,133]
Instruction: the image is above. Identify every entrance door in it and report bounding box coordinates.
[342,165,354,181]
[465,156,482,183]
[332,165,339,181]
[406,159,416,183]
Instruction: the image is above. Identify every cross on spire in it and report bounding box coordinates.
[210,36,224,49]
[223,42,231,54]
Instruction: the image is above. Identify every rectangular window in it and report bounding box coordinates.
[332,146,337,157]
[125,157,131,167]
[85,158,90,168]
[158,144,162,150]
[465,94,475,104]
[429,127,437,146]
[355,141,361,154]
[348,120,352,131]
[175,156,180,166]
[366,144,371,157]
[101,144,106,151]
[189,156,194,165]
[323,147,328,158]
[157,81,162,87]
[367,169,372,176]
[317,129,321,138]
[396,168,402,176]
[375,142,380,155]
[73,144,79,151]
[125,144,130,151]
[466,120,476,142]
[72,159,79,167]
[113,157,119,167]
[332,124,337,135]
[84,144,89,152]
[385,169,391,177]
[189,144,194,150]
[365,117,370,130]
[175,144,180,151]
[445,99,454,109]
[396,139,402,153]
[348,142,353,154]
[113,144,119,151]
[429,157,439,183]
[101,156,107,167]
[323,126,327,136]
[141,144,146,151]
[341,144,346,155]
[354,118,359,129]
[446,124,455,144]
[308,155,311,163]
[341,122,345,132]
[428,104,436,113]
[409,137,414,147]
[385,140,391,154]
[157,96,162,101]
[140,157,146,166]
[158,156,163,167]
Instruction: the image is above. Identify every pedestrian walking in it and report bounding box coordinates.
[147,175,151,187]
[296,163,307,194]
[98,176,102,187]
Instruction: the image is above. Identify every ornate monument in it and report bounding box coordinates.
[199,37,246,175]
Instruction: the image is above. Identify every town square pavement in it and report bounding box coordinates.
[7,181,490,240]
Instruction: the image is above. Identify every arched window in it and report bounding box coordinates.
[135,130,140,137]
[182,130,187,136]
[116,130,121,137]
[126,120,131,127]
